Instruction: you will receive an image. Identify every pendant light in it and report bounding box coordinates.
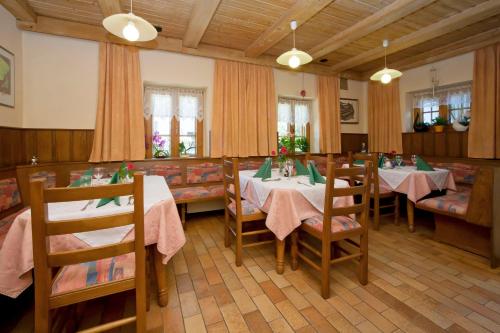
[370,40,402,84]
[276,21,312,69]
[103,0,158,42]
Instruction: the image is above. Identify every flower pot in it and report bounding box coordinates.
[433,125,445,133]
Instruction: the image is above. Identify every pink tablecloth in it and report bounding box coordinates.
[242,180,354,241]
[0,197,185,298]
[380,171,456,202]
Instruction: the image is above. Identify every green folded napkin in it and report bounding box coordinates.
[295,159,309,176]
[378,156,385,168]
[416,156,434,171]
[96,172,121,208]
[307,162,326,185]
[69,168,93,187]
[353,160,364,166]
[253,158,272,180]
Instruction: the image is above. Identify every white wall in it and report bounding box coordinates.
[22,32,99,129]
[0,6,23,127]
[399,52,474,132]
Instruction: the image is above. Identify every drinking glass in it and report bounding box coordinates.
[94,167,105,185]
[395,155,403,167]
[286,159,293,179]
[411,154,417,165]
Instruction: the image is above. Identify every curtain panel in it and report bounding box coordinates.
[211,60,277,157]
[317,75,342,153]
[89,43,145,162]
[367,79,403,153]
[468,43,500,158]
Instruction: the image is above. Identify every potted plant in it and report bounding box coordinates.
[179,142,195,157]
[152,132,169,158]
[432,117,447,133]
[295,136,309,152]
[413,121,430,132]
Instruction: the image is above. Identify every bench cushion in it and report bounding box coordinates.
[29,171,56,188]
[206,185,224,197]
[171,186,211,201]
[416,190,470,217]
[0,178,21,212]
[51,253,135,295]
[149,165,182,186]
[303,215,361,234]
[187,163,223,184]
[228,200,262,216]
[429,162,478,185]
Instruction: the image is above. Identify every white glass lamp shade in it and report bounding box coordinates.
[277,48,312,68]
[370,67,402,84]
[103,13,158,42]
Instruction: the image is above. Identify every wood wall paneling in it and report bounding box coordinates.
[340,133,368,154]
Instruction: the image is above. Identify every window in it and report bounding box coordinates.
[144,86,204,157]
[421,98,440,124]
[277,97,312,152]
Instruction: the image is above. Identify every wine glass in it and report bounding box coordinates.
[80,174,91,187]
[94,167,104,185]
[411,154,417,166]
[395,155,403,168]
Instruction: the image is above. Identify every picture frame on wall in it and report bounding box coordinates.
[0,46,15,108]
[340,98,359,124]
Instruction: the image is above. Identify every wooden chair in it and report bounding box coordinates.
[348,152,399,230]
[30,173,147,332]
[223,157,274,266]
[291,162,371,299]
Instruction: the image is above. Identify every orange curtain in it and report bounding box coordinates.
[89,43,145,162]
[367,79,403,153]
[211,60,277,157]
[317,75,341,153]
[468,43,500,158]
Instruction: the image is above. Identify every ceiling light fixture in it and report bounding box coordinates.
[370,40,402,84]
[276,21,312,69]
[103,0,158,42]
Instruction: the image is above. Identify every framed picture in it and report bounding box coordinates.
[0,46,15,108]
[340,98,359,124]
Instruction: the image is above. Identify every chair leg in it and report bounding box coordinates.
[321,241,331,299]
[235,220,243,266]
[358,233,369,285]
[291,230,298,270]
[373,197,380,230]
[34,292,50,333]
[181,204,186,230]
[224,209,231,248]
[394,194,400,225]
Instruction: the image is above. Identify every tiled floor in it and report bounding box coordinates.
[4,212,500,332]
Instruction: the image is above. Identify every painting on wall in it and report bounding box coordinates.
[0,46,14,108]
[340,98,359,124]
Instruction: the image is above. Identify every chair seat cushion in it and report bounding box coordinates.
[206,185,224,198]
[51,253,135,295]
[0,207,29,249]
[228,200,262,216]
[303,215,361,234]
[416,191,470,217]
[171,187,211,201]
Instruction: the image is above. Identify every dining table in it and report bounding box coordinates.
[239,169,354,274]
[0,175,186,307]
[377,165,456,232]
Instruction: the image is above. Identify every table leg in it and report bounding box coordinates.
[154,248,169,307]
[276,238,285,274]
[406,198,415,233]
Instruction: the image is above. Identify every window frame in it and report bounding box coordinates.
[277,96,312,153]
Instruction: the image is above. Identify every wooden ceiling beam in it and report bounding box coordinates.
[244,0,333,58]
[17,16,363,79]
[0,0,36,22]
[96,0,122,17]
[183,0,221,48]
[308,0,437,60]
[331,0,500,73]
[361,27,500,79]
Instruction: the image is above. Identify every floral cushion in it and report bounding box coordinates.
[171,186,211,201]
[429,162,478,185]
[149,164,182,186]
[51,253,135,295]
[29,171,56,188]
[0,178,21,212]
[303,215,361,234]
[228,200,262,215]
[0,207,29,249]
[416,191,470,217]
[187,163,223,184]
[246,161,264,170]
[206,185,224,197]
[69,170,87,183]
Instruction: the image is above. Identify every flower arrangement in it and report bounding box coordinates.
[118,162,135,181]
[152,131,169,158]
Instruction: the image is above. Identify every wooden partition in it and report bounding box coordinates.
[402,131,468,158]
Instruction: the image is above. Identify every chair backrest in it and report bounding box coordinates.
[223,157,243,215]
[30,173,146,329]
[322,162,372,239]
[304,153,334,175]
[348,152,380,195]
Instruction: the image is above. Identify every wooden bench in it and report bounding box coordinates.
[415,162,495,265]
[0,167,26,249]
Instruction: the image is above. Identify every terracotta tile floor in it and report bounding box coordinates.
[4,212,500,332]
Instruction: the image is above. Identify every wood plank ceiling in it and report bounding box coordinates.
[1,0,500,79]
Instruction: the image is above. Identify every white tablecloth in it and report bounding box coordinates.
[239,169,349,213]
[378,166,450,191]
[38,176,173,247]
